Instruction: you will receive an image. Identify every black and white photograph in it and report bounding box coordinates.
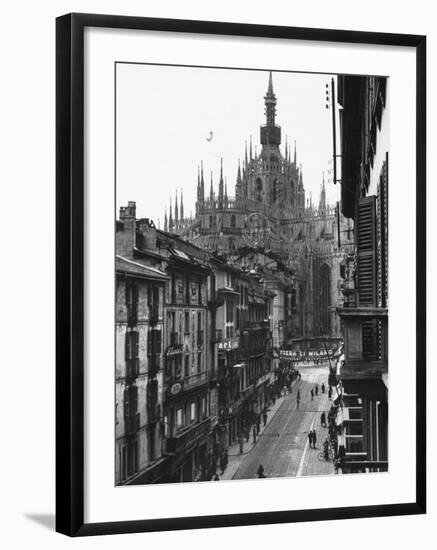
[115,64,389,486]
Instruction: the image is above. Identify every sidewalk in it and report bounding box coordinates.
[218,381,299,481]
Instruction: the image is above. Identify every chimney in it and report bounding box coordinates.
[136,218,157,251]
[116,201,136,257]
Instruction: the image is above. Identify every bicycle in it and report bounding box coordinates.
[318,446,335,461]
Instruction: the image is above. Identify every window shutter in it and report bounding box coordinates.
[134,331,139,360]
[123,388,129,417]
[132,386,138,415]
[357,196,376,306]
[125,331,130,360]
[155,330,162,354]
[147,331,152,357]
[153,286,159,305]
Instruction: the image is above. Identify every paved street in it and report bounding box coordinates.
[220,364,335,481]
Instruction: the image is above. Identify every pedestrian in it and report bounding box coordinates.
[238,434,244,454]
[213,473,220,481]
[253,426,257,444]
[299,371,302,380]
[263,411,268,426]
[308,431,313,448]
[257,464,265,478]
[321,382,325,394]
[321,412,326,427]
[328,387,332,399]
[315,385,319,397]
[310,389,314,400]
[312,429,317,448]
[256,417,261,435]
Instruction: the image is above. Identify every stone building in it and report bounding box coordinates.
[115,201,169,484]
[335,74,389,472]
[164,72,354,341]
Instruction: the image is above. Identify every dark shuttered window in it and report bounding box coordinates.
[357,196,376,306]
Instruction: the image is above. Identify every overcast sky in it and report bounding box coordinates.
[116,63,341,226]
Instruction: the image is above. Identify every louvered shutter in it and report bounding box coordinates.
[125,331,130,360]
[357,196,376,306]
[134,331,139,359]
[123,388,129,418]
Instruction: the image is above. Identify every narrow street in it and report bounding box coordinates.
[222,365,335,481]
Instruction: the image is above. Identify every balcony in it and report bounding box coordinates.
[165,418,211,455]
[337,307,388,380]
[124,412,140,435]
[184,371,207,389]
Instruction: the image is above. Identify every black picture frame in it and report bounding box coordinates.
[56,12,426,537]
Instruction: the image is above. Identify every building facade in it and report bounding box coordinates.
[335,74,389,472]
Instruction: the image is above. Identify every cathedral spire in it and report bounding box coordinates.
[174,189,179,223]
[180,188,184,221]
[210,172,214,201]
[264,71,277,127]
[224,177,228,201]
[319,172,327,213]
[260,71,281,146]
[218,157,224,202]
[245,140,248,167]
[164,208,168,232]
[169,198,173,230]
[250,136,253,160]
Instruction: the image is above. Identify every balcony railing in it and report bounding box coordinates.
[337,307,388,379]
[124,412,140,435]
[165,418,211,455]
[184,371,207,389]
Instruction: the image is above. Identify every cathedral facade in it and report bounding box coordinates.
[164,72,354,340]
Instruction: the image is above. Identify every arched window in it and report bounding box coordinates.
[230,214,236,228]
[272,179,278,202]
[255,178,263,201]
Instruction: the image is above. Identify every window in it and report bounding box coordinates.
[197,352,202,373]
[184,311,190,333]
[190,402,196,423]
[148,426,155,462]
[176,407,183,428]
[230,214,236,228]
[125,279,139,325]
[184,355,190,377]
